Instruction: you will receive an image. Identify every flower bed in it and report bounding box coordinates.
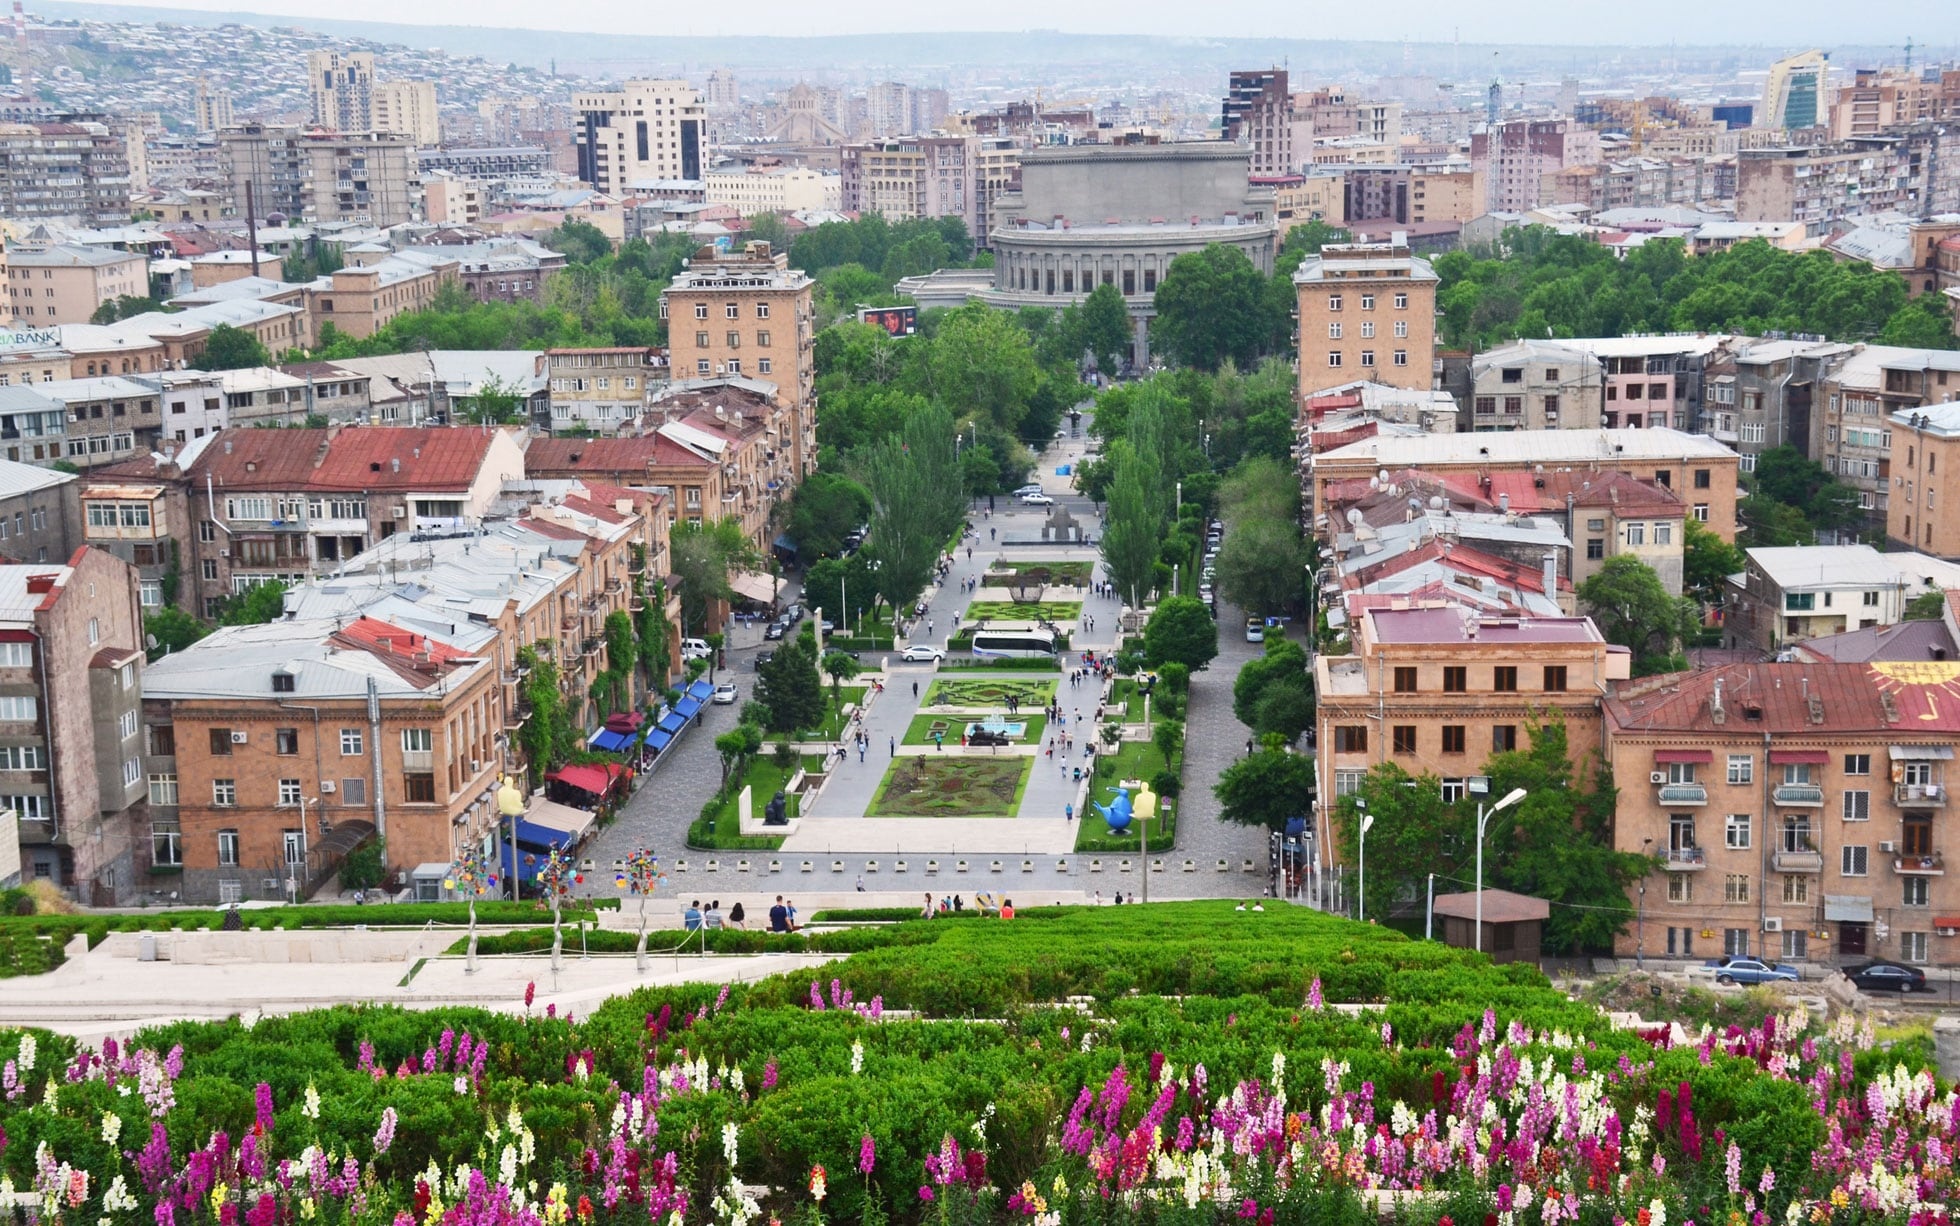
[964,600,1083,623]
[0,904,1909,1226]
[921,676,1059,709]
[867,756,1031,817]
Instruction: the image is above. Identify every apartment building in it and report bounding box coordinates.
[1223,69,1293,177]
[838,134,1021,244]
[660,240,816,430]
[1315,603,1626,876]
[1273,172,1347,232]
[1470,120,1602,212]
[281,361,374,426]
[702,165,840,217]
[308,50,376,133]
[1697,337,1846,473]
[1888,390,1960,557]
[193,76,234,134]
[1293,88,1402,146]
[1311,427,1743,542]
[574,80,707,195]
[36,376,164,472]
[1564,335,1729,434]
[1469,340,1604,432]
[5,246,148,325]
[304,251,460,341]
[423,172,484,226]
[1737,129,1960,226]
[139,614,502,904]
[0,384,69,467]
[1605,661,1960,968]
[1,548,146,902]
[1293,238,1437,401]
[84,425,526,618]
[1726,545,1916,652]
[218,124,420,227]
[371,81,441,146]
[637,381,802,545]
[407,240,564,305]
[0,460,80,565]
[539,348,667,434]
[0,121,133,224]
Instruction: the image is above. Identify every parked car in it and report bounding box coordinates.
[1013,484,1043,498]
[681,638,713,661]
[711,682,738,705]
[752,651,775,670]
[1197,583,1214,602]
[783,603,805,623]
[1245,617,1265,643]
[1841,960,1929,993]
[819,618,837,634]
[900,644,946,662]
[763,620,787,641]
[1020,492,1055,506]
[1696,956,1800,986]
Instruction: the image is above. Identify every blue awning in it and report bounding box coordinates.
[500,842,543,882]
[686,679,714,701]
[645,727,673,752]
[674,696,703,719]
[515,819,574,849]
[589,728,632,752]
[657,712,685,733]
[773,533,796,552]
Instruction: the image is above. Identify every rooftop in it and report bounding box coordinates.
[6,244,144,269]
[1604,660,1960,737]
[0,458,74,500]
[1792,618,1959,665]
[1745,545,1919,590]
[1366,604,1604,645]
[0,562,73,625]
[1316,426,1735,468]
[143,616,488,700]
[98,425,507,493]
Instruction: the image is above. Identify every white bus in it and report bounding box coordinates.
[969,627,1059,659]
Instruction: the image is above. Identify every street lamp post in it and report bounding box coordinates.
[1637,837,1653,968]
[1474,785,1529,953]
[1356,801,1374,923]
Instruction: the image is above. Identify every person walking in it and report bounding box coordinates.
[1065,802,1074,822]
[889,736,896,758]
[912,681,919,698]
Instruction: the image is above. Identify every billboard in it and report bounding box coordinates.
[857,305,917,337]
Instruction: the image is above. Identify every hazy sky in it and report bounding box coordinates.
[66,0,1960,43]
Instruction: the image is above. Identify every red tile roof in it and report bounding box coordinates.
[1604,661,1960,737]
[525,435,715,475]
[116,426,507,492]
[515,517,588,542]
[559,493,630,524]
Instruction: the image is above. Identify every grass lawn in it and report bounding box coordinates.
[867,757,1031,817]
[1073,739,1177,853]
[686,752,829,851]
[900,711,1048,747]
[790,686,870,742]
[965,600,1082,622]
[922,675,1058,708]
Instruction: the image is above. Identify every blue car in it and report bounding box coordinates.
[1699,956,1800,986]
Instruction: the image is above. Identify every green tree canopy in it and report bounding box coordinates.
[1682,516,1746,609]
[784,472,873,560]
[217,580,287,625]
[670,518,757,634]
[201,324,272,371]
[144,607,208,660]
[1575,555,1696,676]
[755,633,825,734]
[1214,748,1315,832]
[545,220,613,265]
[1142,595,1218,672]
[1152,244,1283,371]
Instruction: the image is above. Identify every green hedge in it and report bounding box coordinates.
[940,657,1065,671]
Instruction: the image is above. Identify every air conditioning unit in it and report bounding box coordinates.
[1762,916,1783,932]
[1940,926,1960,937]
[470,759,481,772]
[230,731,248,743]
[219,548,230,558]
[1879,840,1897,853]
[319,780,335,793]
[1650,771,1668,784]
[394,507,408,519]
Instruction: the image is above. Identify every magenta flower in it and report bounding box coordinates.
[859,1133,876,1175]
[524,981,536,1009]
[762,1059,778,1090]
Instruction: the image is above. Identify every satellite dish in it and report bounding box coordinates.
[1377,469,1388,482]
[145,633,158,649]
[1429,496,1445,510]
[1346,508,1365,527]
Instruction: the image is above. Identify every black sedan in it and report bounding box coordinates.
[1841,960,1929,993]
[752,650,775,670]
[763,620,787,641]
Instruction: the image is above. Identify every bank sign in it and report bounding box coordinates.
[0,327,60,352]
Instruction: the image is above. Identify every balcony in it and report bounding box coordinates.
[1772,847,1825,872]
[401,749,433,772]
[606,578,625,594]
[1657,782,1708,806]
[1895,783,1948,807]
[1772,783,1825,806]
[1663,845,1708,870]
[581,637,603,657]
[1895,851,1945,875]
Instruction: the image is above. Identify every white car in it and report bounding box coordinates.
[1013,484,1043,497]
[900,644,945,663]
[1020,492,1055,506]
[712,682,738,705]
[681,638,713,660]
[1245,618,1266,643]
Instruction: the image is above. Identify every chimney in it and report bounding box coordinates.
[1542,551,1558,598]
[1711,676,1726,724]
[25,573,58,594]
[1498,492,1510,514]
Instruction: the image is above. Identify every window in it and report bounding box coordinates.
[694,331,709,347]
[87,618,99,646]
[1492,666,1518,692]
[278,778,302,806]
[1667,762,1697,784]
[140,581,161,608]
[756,330,771,347]
[1327,295,1342,311]
[1392,666,1417,692]
[217,828,240,867]
[1333,725,1369,754]
[1724,874,1750,904]
[755,302,770,319]
[1668,874,1693,902]
[1492,725,1518,752]
[1393,293,1407,308]
[1440,778,1468,803]
[1360,294,1374,310]
[1783,763,1814,785]
[271,673,295,694]
[1654,523,1672,546]
[1693,504,1709,522]
[1392,725,1416,754]
[1781,815,1812,853]
[1360,351,1375,368]
[1901,931,1930,964]
[402,728,432,754]
[1333,769,1366,797]
[1783,875,1811,903]
[1327,352,1343,368]
[341,778,366,806]
[725,331,741,348]
[403,773,436,803]
[275,727,299,755]
[758,358,772,374]
[118,709,137,741]
[724,303,739,319]
[1904,877,1930,907]
[1393,351,1408,367]
[1724,927,1751,956]
[1863,591,1880,608]
[1844,753,1871,775]
[1328,322,1342,339]
[151,823,181,868]
[209,728,233,755]
[1841,845,1869,876]
[1586,539,1604,559]
[0,745,40,770]
[1360,321,1375,339]
[1626,524,1646,546]
[340,728,363,756]
[1781,929,1808,960]
[1727,755,1753,785]
[148,773,177,806]
[1842,790,1870,822]
[1666,926,1693,956]
[1542,665,1567,692]
[1395,320,1408,337]
[0,642,28,668]
[1694,469,1711,489]
[1725,813,1751,849]
[1442,666,1467,693]
[148,725,173,757]
[1441,725,1466,754]
[212,778,236,806]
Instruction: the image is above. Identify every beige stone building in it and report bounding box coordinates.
[573,80,707,195]
[1469,339,1605,432]
[702,165,840,217]
[540,347,666,433]
[6,246,149,325]
[372,81,441,146]
[1886,391,1960,557]
[1605,660,1960,968]
[303,251,459,341]
[1273,172,1346,234]
[661,241,815,422]
[1293,238,1437,401]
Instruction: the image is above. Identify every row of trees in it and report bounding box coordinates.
[1145,222,1351,372]
[1435,228,1959,353]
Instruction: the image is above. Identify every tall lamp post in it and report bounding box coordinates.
[1637,836,1653,968]
[1474,785,1529,953]
[616,848,664,973]
[1355,800,1374,923]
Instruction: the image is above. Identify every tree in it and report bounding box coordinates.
[201,324,272,371]
[858,405,963,614]
[744,213,791,253]
[1142,596,1218,672]
[1752,445,1861,534]
[802,555,874,631]
[217,580,287,626]
[1273,219,1351,276]
[1233,637,1307,725]
[1251,679,1317,746]
[460,373,529,425]
[1905,590,1947,620]
[1215,518,1307,619]
[820,650,861,708]
[1075,283,1132,374]
[784,472,872,560]
[90,295,162,324]
[546,220,612,265]
[339,836,386,891]
[1334,763,1458,923]
[921,304,1040,432]
[713,723,764,785]
[636,576,673,692]
[1214,748,1315,832]
[1879,293,1959,350]
[1152,244,1283,371]
[670,518,757,635]
[1738,493,1813,549]
[1682,515,1747,609]
[144,608,208,660]
[1098,442,1160,608]
[1575,555,1696,676]
[755,635,825,734]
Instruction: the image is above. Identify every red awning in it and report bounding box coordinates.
[1653,749,1713,764]
[1935,917,1960,930]
[603,711,646,733]
[546,763,626,796]
[1768,750,1831,764]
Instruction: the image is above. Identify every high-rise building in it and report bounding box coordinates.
[572,80,706,195]
[0,121,132,224]
[1223,69,1292,177]
[372,81,440,146]
[219,124,419,226]
[307,50,376,133]
[1469,118,1601,212]
[705,69,739,111]
[838,135,1020,245]
[1293,237,1438,402]
[193,76,233,134]
[1764,50,1831,131]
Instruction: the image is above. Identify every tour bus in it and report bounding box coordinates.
[969,627,1059,659]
